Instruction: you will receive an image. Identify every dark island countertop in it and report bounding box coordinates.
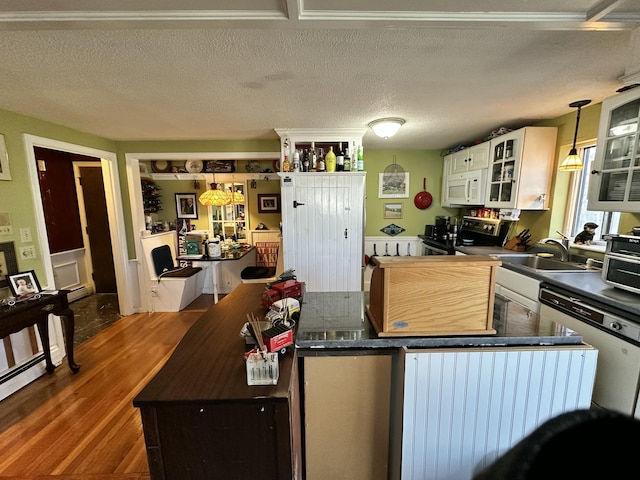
[295,291,582,352]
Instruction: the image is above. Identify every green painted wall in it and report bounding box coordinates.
[0,108,115,284]
[362,150,458,236]
[2,99,640,296]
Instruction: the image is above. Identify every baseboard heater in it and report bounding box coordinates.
[67,285,91,302]
[0,354,46,385]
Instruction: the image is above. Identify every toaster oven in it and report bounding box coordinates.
[602,235,640,295]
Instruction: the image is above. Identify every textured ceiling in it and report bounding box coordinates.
[0,1,638,151]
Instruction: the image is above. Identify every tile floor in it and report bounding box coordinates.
[69,293,122,346]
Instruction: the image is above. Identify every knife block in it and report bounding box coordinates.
[504,237,526,251]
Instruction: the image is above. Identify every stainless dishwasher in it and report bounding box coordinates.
[539,284,640,417]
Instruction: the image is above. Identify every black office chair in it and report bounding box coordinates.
[151,245,202,279]
[473,408,640,479]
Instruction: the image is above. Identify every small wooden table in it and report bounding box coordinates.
[0,290,80,374]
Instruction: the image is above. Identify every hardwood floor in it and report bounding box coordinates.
[0,295,215,480]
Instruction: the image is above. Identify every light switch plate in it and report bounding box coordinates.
[20,245,36,259]
[20,227,32,242]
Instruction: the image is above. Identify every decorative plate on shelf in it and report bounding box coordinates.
[185,160,203,173]
[245,160,261,173]
[151,160,172,173]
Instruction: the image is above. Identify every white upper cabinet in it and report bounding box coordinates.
[448,142,490,174]
[588,87,640,211]
[485,126,557,210]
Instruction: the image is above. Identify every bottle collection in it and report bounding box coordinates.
[281,140,364,173]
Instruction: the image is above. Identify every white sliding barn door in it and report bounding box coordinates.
[279,173,365,292]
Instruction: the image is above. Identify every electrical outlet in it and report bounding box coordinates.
[20,245,36,259]
[20,227,32,243]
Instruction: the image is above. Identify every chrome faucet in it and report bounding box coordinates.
[544,238,570,261]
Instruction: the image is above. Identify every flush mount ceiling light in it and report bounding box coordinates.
[559,99,591,171]
[368,117,406,139]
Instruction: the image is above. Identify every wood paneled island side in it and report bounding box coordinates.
[133,283,301,480]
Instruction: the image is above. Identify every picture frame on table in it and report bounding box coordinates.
[378,172,410,198]
[383,203,403,219]
[258,194,281,213]
[0,134,11,181]
[8,270,41,297]
[175,193,199,220]
[0,241,18,289]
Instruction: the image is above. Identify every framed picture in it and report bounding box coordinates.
[0,241,18,289]
[379,172,410,198]
[175,193,199,219]
[383,202,403,219]
[0,133,11,181]
[8,270,41,297]
[258,194,281,213]
[213,160,236,173]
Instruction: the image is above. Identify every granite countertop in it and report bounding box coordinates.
[295,291,582,352]
[456,245,640,318]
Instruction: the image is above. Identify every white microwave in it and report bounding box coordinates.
[444,170,487,206]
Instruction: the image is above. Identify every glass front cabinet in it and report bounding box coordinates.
[485,126,557,210]
[588,87,640,211]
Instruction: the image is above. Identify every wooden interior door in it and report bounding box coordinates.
[78,166,117,293]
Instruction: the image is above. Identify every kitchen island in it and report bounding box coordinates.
[133,283,302,480]
[133,281,596,480]
[296,291,596,480]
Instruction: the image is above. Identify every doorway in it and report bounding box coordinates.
[34,149,117,299]
[24,135,133,315]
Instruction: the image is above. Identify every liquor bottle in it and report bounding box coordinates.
[357,145,364,171]
[310,142,317,171]
[343,145,351,171]
[325,146,336,172]
[336,142,345,171]
[317,147,326,172]
[302,149,310,172]
[282,154,291,172]
[292,149,301,172]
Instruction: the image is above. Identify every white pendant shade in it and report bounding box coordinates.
[368,117,406,138]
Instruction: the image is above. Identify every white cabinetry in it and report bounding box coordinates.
[485,126,557,209]
[449,142,490,174]
[588,87,640,211]
[394,345,596,480]
[279,172,365,292]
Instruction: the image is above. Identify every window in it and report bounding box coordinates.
[565,144,619,244]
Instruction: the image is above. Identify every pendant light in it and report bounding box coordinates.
[199,183,228,206]
[368,117,406,138]
[559,99,591,171]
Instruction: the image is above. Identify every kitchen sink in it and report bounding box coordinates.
[492,254,590,272]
